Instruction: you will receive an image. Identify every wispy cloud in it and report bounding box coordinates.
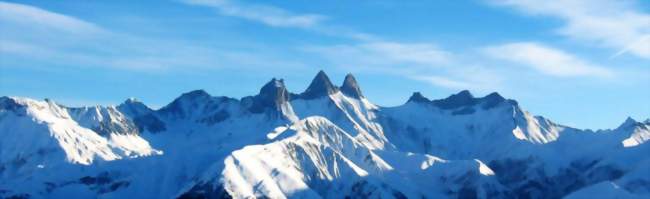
[0,1,306,72]
[178,0,499,91]
[179,0,378,41]
[482,42,613,78]
[302,42,505,91]
[181,0,326,29]
[303,42,452,68]
[489,0,650,59]
[0,1,103,34]
[410,75,473,90]
[180,0,490,90]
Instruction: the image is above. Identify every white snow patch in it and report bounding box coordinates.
[475,159,495,176]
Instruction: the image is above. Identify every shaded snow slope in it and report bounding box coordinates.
[1,71,648,199]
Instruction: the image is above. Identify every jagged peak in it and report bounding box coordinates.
[481,92,507,109]
[124,97,140,103]
[117,97,153,118]
[299,70,339,99]
[341,73,364,99]
[158,89,213,118]
[484,92,505,102]
[119,97,148,108]
[454,90,474,99]
[0,96,25,111]
[407,92,430,103]
[245,78,297,121]
[617,116,639,129]
[179,89,211,99]
[256,78,290,106]
[428,90,511,110]
[432,90,477,109]
[260,78,287,93]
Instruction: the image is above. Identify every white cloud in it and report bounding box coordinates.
[482,42,613,78]
[181,0,325,29]
[303,42,506,91]
[0,1,103,34]
[179,0,379,41]
[0,1,306,72]
[410,75,473,90]
[303,41,451,68]
[489,0,650,59]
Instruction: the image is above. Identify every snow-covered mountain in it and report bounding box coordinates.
[1,71,648,199]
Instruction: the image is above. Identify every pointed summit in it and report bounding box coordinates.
[481,92,507,109]
[407,92,430,103]
[454,90,474,99]
[158,89,212,118]
[617,117,639,129]
[299,70,339,99]
[124,97,140,104]
[117,97,153,118]
[247,78,297,121]
[179,89,211,100]
[341,73,364,99]
[250,78,290,113]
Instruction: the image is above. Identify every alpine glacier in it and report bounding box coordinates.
[0,71,648,199]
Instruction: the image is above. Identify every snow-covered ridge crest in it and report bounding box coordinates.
[0,96,160,166]
[1,71,649,199]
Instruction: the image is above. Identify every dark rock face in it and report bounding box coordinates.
[340,74,364,99]
[488,158,626,199]
[198,110,230,125]
[177,182,232,199]
[158,90,212,118]
[117,98,153,118]
[0,97,22,112]
[249,78,290,114]
[617,117,639,130]
[0,97,26,116]
[75,172,130,194]
[298,70,339,99]
[452,107,476,115]
[481,92,506,110]
[432,90,477,110]
[407,92,430,103]
[422,90,508,110]
[67,107,140,136]
[132,113,166,133]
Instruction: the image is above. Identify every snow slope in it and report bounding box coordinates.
[1,71,648,199]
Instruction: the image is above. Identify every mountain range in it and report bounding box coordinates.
[0,71,648,199]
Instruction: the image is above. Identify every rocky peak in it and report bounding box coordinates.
[299,70,339,99]
[249,78,291,113]
[432,90,477,109]
[407,92,430,103]
[158,89,212,118]
[481,92,507,109]
[117,98,152,118]
[180,90,211,100]
[617,117,639,130]
[340,73,364,99]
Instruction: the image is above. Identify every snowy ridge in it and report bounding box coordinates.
[0,96,160,176]
[1,71,649,199]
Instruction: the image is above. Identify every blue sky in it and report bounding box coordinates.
[0,0,648,129]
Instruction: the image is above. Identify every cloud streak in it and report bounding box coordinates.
[489,0,650,59]
[303,42,452,68]
[482,42,614,78]
[0,1,103,34]
[181,0,326,29]
[0,1,306,72]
